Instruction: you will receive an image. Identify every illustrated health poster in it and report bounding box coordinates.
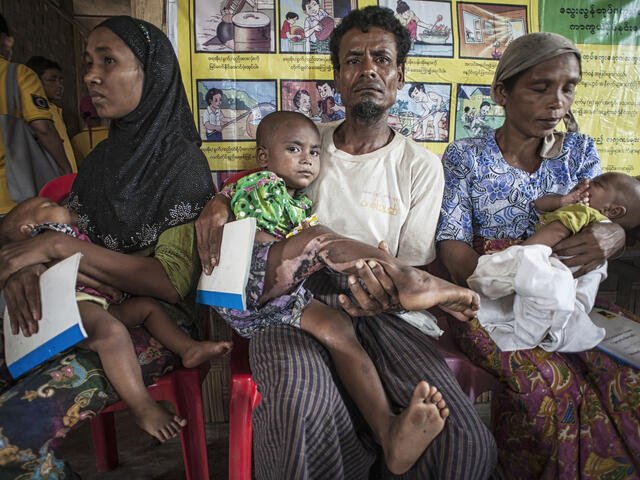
[175,0,640,187]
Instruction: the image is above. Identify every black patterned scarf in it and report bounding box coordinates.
[69,16,213,252]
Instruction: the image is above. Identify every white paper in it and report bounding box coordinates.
[197,217,256,310]
[590,308,640,369]
[4,253,85,377]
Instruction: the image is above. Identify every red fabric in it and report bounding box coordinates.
[38,173,77,203]
[280,21,290,39]
[221,168,262,189]
[406,19,417,40]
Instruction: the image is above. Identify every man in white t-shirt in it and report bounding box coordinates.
[196,6,496,479]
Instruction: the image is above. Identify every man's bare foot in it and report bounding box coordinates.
[381,381,449,475]
[181,341,232,368]
[386,265,480,317]
[132,402,187,442]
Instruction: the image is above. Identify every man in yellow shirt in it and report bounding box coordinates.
[0,14,72,215]
[25,56,78,173]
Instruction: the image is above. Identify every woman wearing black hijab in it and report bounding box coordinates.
[0,17,213,478]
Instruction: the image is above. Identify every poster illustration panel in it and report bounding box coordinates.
[197,79,278,141]
[194,0,276,53]
[281,79,346,122]
[454,83,505,139]
[378,0,454,57]
[457,2,528,59]
[278,0,358,53]
[391,82,451,141]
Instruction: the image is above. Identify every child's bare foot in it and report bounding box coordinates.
[181,341,232,368]
[381,381,449,475]
[385,265,480,317]
[132,402,187,442]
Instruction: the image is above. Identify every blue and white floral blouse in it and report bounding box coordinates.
[436,130,602,245]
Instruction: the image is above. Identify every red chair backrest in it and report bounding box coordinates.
[221,168,262,189]
[38,173,77,203]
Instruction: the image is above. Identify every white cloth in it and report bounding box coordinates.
[468,244,607,352]
[305,121,445,337]
[202,106,221,134]
[396,310,443,337]
[305,120,444,267]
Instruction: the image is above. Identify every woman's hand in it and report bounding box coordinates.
[4,264,47,336]
[195,195,232,275]
[338,241,401,317]
[0,233,58,288]
[554,222,626,277]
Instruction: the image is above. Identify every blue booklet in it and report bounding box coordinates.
[3,253,85,378]
[196,217,256,310]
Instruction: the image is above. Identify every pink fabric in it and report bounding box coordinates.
[406,20,417,40]
[79,95,98,120]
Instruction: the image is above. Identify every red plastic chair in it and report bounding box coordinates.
[90,362,211,480]
[227,316,501,480]
[220,170,262,480]
[228,332,261,480]
[428,309,502,405]
[38,176,212,480]
[38,173,77,203]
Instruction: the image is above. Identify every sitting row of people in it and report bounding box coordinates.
[0,7,638,480]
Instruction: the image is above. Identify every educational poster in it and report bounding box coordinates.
[177,0,640,187]
[457,2,528,59]
[394,82,452,141]
[539,0,640,175]
[454,84,504,139]
[281,79,345,122]
[379,0,454,57]
[278,0,357,53]
[196,79,277,141]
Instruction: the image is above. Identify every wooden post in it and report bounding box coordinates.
[131,0,166,31]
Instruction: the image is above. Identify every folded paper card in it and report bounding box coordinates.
[4,253,85,378]
[196,217,256,310]
[590,308,640,369]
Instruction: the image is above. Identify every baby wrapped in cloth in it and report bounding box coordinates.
[467,206,608,352]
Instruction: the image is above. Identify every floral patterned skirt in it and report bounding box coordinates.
[454,237,640,479]
[0,326,183,479]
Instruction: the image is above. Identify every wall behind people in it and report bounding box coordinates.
[175,0,640,184]
[0,0,79,135]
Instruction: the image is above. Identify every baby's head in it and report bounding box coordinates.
[255,111,321,193]
[588,172,640,229]
[0,197,74,246]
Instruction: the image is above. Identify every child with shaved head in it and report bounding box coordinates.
[214,110,483,474]
[525,171,640,247]
[467,171,640,352]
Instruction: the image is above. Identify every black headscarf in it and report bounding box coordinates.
[69,16,213,253]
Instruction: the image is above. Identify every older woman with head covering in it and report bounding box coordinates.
[436,32,639,478]
[0,16,213,478]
